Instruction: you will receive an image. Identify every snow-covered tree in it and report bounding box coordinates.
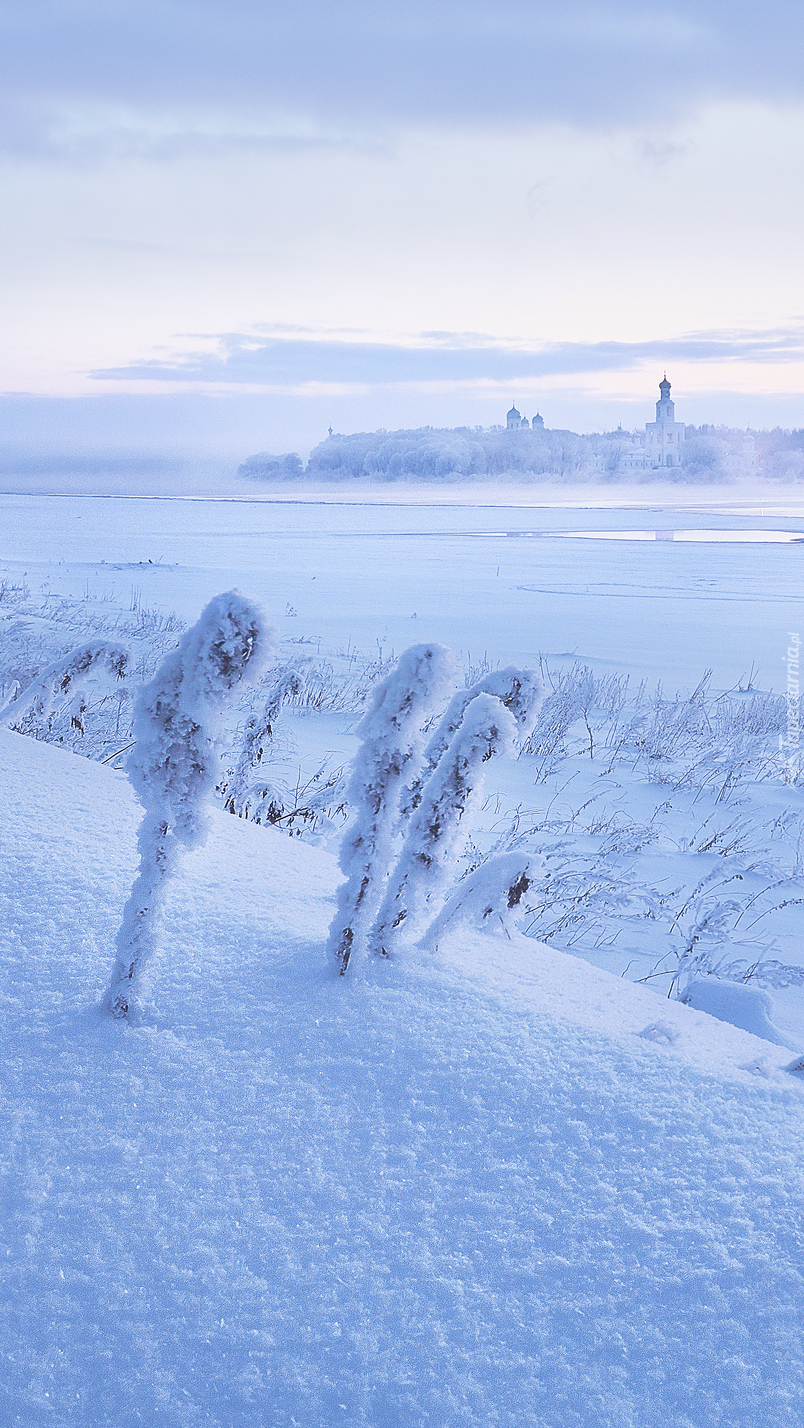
[403,665,542,817]
[238,452,304,480]
[328,643,455,974]
[0,640,131,738]
[370,692,518,959]
[304,424,598,483]
[104,591,274,1020]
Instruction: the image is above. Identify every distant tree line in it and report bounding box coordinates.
[238,423,804,485]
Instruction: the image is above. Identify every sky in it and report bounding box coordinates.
[2,0,804,464]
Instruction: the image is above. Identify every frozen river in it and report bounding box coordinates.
[2,492,803,691]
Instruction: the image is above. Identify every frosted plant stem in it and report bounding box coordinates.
[105,820,177,1020]
[402,666,542,818]
[330,865,374,976]
[327,643,455,975]
[370,693,518,959]
[102,590,274,1020]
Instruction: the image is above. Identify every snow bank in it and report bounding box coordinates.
[2,730,804,1428]
[682,976,796,1049]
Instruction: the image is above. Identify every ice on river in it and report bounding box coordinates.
[1,491,803,691]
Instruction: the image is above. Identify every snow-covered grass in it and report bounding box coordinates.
[0,575,393,769]
[0,572,185,760]
[469,660,804,1015]
[3,728,804,1427]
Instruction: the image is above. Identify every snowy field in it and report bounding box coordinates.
[2,486,804,1425]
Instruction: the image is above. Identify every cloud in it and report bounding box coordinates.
[2,117,374,166]
[89,324,804,388]
[1,0,802,162]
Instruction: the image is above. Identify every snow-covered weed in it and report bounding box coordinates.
[328,643,456,973]
[0,579,187,761]
[105,591,273,1020]
[427,852,539,944]
[275,646,397,713]
[370,692,518,958]
[0,640,133,744]
[523,660,792,790]
[404,665,542,817]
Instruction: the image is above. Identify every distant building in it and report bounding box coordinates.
[617,438,651,471]
[506,403,543,430]
[591,376,687,474]
[503,380,699,470]
[726,429,757,478]
[645,375,685,468]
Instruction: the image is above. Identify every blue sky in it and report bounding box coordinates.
[3,1,804,459]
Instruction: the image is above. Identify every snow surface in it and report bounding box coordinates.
[3,726,804,1427]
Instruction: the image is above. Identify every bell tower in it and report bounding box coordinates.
[645,374,685,468]
[656,374,674,421]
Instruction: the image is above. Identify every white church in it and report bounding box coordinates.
[603,375,686,471]
[506,403,544,430]
[504,377,757,476]
[507,376,686,469]
[644,375,685,467]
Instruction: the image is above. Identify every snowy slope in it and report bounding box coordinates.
[2,729,804,1427]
